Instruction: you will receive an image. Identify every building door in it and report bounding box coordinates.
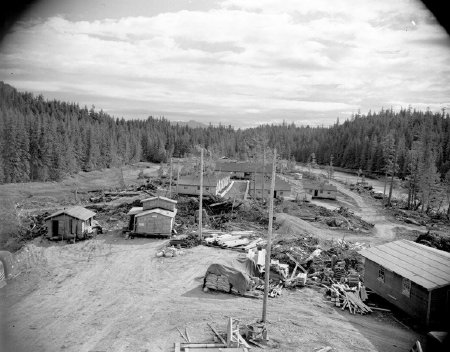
[52,220,58,236]
[314,190,318,197]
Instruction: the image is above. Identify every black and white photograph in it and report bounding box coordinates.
[0,1,449,351]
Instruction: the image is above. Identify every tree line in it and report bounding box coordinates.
[1,81,449,213]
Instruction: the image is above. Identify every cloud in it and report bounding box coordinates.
[0,0,449,127]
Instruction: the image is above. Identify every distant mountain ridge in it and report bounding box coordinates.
[170,119,208,128]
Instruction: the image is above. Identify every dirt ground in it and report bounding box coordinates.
[0,231,421,352]
[0,163,159,248]
[1,165,434,352]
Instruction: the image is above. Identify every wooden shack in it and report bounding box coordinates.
[359,240,450,329]
[127,208,176,237]
[127,196,177,237]
[177,173,231,196]
[45,206,96,240]
[302,182,337,200]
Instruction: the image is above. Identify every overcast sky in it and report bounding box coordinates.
[0,0,449,128]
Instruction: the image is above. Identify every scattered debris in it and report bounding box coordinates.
[415,231,450,252]
[281,202,374,231]
[155,246,185,258]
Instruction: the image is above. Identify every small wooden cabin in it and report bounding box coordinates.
[177,173,231,196]
[45,206,96,240]
[359,240,450,329]
[127,208,176,237]
[303,182,337,200]
[127,196,177,237]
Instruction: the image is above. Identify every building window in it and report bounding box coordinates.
[402,278,411,297]
[197,186,200,190]
[184,186,188,189]
[378,266,385,283]
[206,187,209,191]
[320,190,323,194]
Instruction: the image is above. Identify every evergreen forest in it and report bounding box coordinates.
[1,80,450,210]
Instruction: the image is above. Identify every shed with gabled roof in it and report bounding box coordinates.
[45,206,96,239]
[142,196,177,212]
[359,240,450,329]
[127,208,177,237]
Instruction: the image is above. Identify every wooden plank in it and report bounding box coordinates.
[207,323,226,345]
[177,327,188,342]
[185,327,191,342]
[238,334,250,348]
[286,253,307,273]
[180,343,227,348]
[174,342,181,352]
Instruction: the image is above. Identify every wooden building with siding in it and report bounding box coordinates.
[177,173,231,196]
[45,206,96,240]
[302,182,337,200]
[127,196,177,237]
[127,208,176,237]
[250,175,291,199]
[359,240,450,329]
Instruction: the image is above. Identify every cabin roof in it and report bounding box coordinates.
[134,208,177,218]
[303,182,337,191]
[215,161,273,173]
[251,175,291,191]
[127,207,144,215]
[45,206,96,221]
[142,196,177,204]
[359,239,450,290]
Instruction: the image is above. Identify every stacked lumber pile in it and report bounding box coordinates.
[204,231,265,251]
[327,282,372,315]
[204,273,231,292]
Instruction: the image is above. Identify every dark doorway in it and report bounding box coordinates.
[128,215,135,231]
[314,190,318,197]
[52,220,58,235]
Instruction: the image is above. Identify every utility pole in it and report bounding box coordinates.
[262,147,266,203]
[169,157,173,198]
[199,148,204,241]
[262,148,276,325]
[176,165,180,195]
[329,154,334,180]
[253,156,257,198]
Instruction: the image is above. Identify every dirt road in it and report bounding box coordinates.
[328,180,423,243]
[0,232,420,352]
